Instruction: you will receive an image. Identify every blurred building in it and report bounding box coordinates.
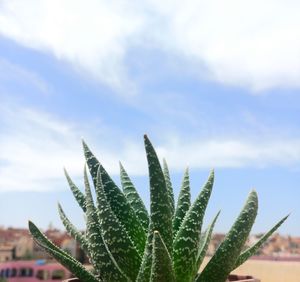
[0,226,85,262]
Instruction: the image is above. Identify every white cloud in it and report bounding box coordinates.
[156,137,300,170]
[1,103,300,193]
[1,0,300,91]
[149,0,300,91]
[0,0,144,90]
[0,102,146,192]
[0,106,84,192]
[0,58,49,94]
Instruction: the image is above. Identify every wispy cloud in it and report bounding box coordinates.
[0,105,83,192]
[156,137,300,170]
[0,0,144,91]
[1,102,300,193]
[0,101,146,192]
[0,0,300,91]
[0,58,49,94]
[149,0,300,91]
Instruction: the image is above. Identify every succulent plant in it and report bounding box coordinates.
[29,135,288,282]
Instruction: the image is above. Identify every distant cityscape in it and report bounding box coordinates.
[1,226,300,263]
[0,226,86,263]
[208,233,300,261]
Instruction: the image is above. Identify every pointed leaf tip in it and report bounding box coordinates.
[198,189,258,282]
[251,188,257,194]
[233,213,289,270]
[119,161,124,170]
[151,230,175,282]
[81,139,89,150]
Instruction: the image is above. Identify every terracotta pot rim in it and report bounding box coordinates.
[227,274,260,282]
[63,274,260,282]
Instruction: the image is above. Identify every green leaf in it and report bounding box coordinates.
[233,214,289,270]
[28,221,99,282]
[136,226,153,282]
[82,140,146,256]
[95,167,142,281]
[150,231,175,282]
[195,211,220,274]
[162,158,175,217]
[173,170,214,282]
[173,167,191,238]
[120,162,149,232]
[144,135,173,255]
[64,168,86,212]
[84,167,127,282]
[58,203,89,255]
[137,136,173,282]
[198,190,258,282]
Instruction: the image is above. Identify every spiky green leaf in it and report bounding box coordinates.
[233,214,289,270]
[144,135,173,254]
[28,221,99,282]
[82,140,146,255]
[198,190,258,282]
[136,225,153,282]
[120,162,149,232]
[137,138,176,282]
[64,168,86,212]
[58,203,89,255]
[84,167,127,282]
[196,211,220,274]
[162,158,175,217]
[173,167,191,238]
[173,170,214,282]
[95,167,141,281]
[150,231,175,282]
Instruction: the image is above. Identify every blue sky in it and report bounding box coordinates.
[0,0,300,235]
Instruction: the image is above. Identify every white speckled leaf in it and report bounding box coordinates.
[83,140,146,255]
[144,135,173,254]
[195,211,220,276]
[84,167,127,281]
[233,214,289,270]
[162,159,175,217]
[120,162,149,232]
[58,203,89,255]
[28,221,99,282]
[173,167,191,238]
[198,190,258,282]
[173,170,214,282]
[64,168,86,212]
[150,231,175,282]
[95,167,141,281]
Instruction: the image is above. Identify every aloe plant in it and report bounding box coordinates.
[29,135,288,282]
